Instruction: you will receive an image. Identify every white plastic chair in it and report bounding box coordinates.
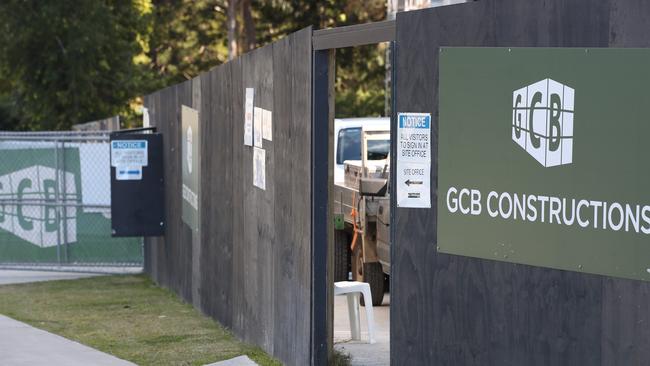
[334,281,376,344]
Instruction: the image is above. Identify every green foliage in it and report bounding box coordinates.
[330,349,352,366]
[0,0,388,130]
[0,1,147,130]
[145,0,229,89]
[0,71,19,130]
[257,0,388,118]
[334,1,388,118]
[0,95,20,131]
[335,43,387,118]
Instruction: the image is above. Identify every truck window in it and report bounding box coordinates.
[337,128,361,164]
[337,128,390,164]
[367,140,389,160]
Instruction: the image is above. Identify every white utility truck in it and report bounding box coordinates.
[333,118,391,306]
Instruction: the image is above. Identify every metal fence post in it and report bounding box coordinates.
[54,138,62,266]
[62,140,69,263]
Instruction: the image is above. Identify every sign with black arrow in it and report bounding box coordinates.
[397,112,431,208]
[405,179,423,186]
[397,162,430,208]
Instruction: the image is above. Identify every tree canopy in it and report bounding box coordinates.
[0,0,387,130]
[0,1,148,130]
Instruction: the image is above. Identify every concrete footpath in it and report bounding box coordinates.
[334,293,390,366]
[0,270,258,366]
[0,315,136,366]
[0,270,135,365]
[0,269,100,285]
[206,355,259,365]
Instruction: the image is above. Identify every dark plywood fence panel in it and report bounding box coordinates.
[601,2,650,364]
[392,0,650,365]
[143,27,312,366]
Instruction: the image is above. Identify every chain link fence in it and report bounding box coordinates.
[0,131,143,272]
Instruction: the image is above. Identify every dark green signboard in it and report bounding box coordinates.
[438,48,650,281]
[181,105,200,230]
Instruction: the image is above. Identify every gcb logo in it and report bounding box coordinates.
[512,78,575,167]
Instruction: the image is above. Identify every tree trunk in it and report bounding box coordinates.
[227,0,239,60]
[241,0,255,53]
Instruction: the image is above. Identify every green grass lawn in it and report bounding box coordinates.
[0,274,281,366]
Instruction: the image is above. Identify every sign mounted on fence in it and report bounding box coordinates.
[438,47,650,281]
[253,147,266,190]
[182,105,200,230]
[396,112,431,208]
[110,140,148,181]
[262,109,272,141]
[244,88,254,146]
[254,107,263,148]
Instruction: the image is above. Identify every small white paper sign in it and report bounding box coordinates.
[253,147,266,190]
[244,88,254,146]
[253,107,263,147]
[262,109,272,141]
[142,107,150,128]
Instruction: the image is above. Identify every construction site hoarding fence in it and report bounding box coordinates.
[144,27,315,366]
[0,131,143,270]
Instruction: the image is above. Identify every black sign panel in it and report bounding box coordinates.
[110,129,164,237]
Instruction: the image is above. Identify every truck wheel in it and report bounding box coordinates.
[334,230,350,282]
[352,244,385,306]
[361,262,385,306]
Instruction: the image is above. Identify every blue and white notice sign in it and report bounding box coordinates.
[397,113,431,208]
[110,140,148,181]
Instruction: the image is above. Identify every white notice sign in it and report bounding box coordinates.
[262,109,272,141]
[111,140,148,181]
[244,88,254,146]
[253,147,266,190]
[397,112,431,162]
[111,140,148,167]
[254,107,263,147]
[396,112,431,208]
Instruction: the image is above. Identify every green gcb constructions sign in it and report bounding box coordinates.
[182,105,200,231]
[438,48,650,281]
